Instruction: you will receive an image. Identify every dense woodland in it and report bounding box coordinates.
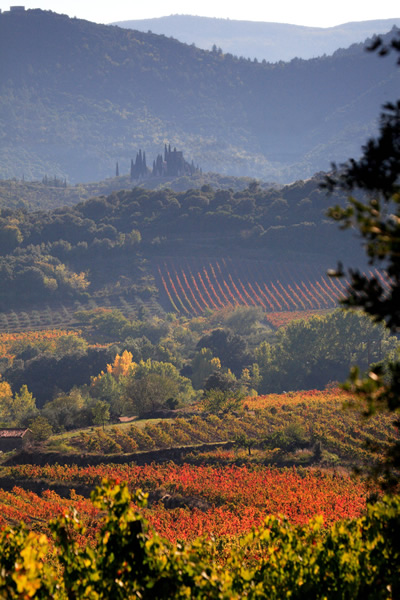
[0,173,365,312]
[0,171,258,211]
[0,9,398,182]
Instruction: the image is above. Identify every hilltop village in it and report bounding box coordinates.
[128,145,200,180]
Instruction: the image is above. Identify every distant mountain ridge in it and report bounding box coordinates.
[0,9,399,183]
[113,15,400,62]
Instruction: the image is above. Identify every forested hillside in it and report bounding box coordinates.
[0,171,257,211]
[0,174,364,312]
[0,9,398,183]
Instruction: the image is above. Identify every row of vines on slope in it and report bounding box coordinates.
[19,390,396,466]
[1,466,369,538]
[154,258,391,316]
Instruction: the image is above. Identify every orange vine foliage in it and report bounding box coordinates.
[265,310,328,329]
[0,329,81,361]
[2,464,369,543]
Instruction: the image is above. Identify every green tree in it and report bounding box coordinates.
[265,422,309,453]
[124,228,141,247]
[125,372,180,416]
[90,371,125,417]
[240,364,261,394]
[42,388,87,431]
[53,334,88,358]
[222,306,263,336]
[92,309,131,341]
[131,359,194,401]
[234,433,257,455]
[203,369,238,393]
[0,224,23,253]
[91,399,111,429]
[190,347,221,389]
[202,388,244,414]
[11,385,38,426]
[29,415,53,442]
[197,328,252,376]
[255,310,396,393]
[0,384,38,427]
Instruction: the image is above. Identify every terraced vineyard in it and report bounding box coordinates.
[0,258,390,332]
[154,258,390,316]
[30,389,397,470]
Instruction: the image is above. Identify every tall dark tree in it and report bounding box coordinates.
[326,31,400,489]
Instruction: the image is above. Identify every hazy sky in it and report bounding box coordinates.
[0,0,399,28]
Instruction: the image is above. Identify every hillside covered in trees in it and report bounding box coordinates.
[0,171,258,212]
[0,174,365,312]
[0,9,399,183]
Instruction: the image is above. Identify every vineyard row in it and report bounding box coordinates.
[155,258,391,316]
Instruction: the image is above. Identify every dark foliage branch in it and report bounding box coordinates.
[324,36,400,489]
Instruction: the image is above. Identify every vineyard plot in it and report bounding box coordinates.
[153,258,386,316]
[1,463,369,537]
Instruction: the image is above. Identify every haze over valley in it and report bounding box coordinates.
[0,9,399,183]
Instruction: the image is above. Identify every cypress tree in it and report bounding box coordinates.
[133,152,140,179]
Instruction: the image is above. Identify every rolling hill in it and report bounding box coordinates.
[0,9,399,183]
[113,15,400,63]
[0,172,366,315]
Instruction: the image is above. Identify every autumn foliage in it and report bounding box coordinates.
[0,480,398,599]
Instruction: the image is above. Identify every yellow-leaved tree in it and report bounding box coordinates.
[0,381,37,426]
